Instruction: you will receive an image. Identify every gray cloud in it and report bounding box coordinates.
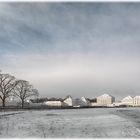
[0,3,140,100]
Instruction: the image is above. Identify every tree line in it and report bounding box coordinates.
[0,71,39,109]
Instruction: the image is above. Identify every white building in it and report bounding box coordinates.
[72,97,89,107]
[90,102,98,106]
[97,94,115,106]
[42,97,63,107]
[81,97,88,103]
[121,96,133,106]
[133,96,140,106]
[113,101,122,107]
[44,101,62,107]
[81,97,90,106]
[63,96,73,106]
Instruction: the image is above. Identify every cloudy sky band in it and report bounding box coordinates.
[0,2,140,99]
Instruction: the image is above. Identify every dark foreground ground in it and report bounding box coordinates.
[0,107,140,138]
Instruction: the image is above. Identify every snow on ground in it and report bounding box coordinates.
[0,108,140,138]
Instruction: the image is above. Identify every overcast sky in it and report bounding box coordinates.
[0,3,140,100]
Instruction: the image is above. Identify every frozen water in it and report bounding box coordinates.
[0,108,140,138]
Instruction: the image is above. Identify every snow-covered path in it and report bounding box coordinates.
[0,108,140,138]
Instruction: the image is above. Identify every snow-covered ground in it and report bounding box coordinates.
[0,108,140,138]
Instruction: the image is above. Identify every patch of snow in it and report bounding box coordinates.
[0,108,140,138]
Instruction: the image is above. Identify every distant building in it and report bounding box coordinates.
[133,96,140,106]
[44,101,62,107]
[73,97,89,107]
[97,94,115,106]
[44,98,63,107]
[121,96,133,106]
[86,98,98,106]
[81,97,91,106]
[81,97,88,103]
[113,101,122,107]
[63,95,73,106]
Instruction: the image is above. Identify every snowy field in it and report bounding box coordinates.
[0,108,140,138]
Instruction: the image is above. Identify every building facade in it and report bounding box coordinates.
[133,96,140,106]
[121,96,133,106]
[97,94,115,106]
[72,97,89,107]
[44,101,62,106]
[81,97,90,106]
[63,95,73,106]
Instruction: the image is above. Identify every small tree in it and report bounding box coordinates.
[0,73,17,107]
[14,80,39,108]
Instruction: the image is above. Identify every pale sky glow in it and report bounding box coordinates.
[1,3,140,99]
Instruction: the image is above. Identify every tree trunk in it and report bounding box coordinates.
[2,98,5,108]
[21,100,24,109]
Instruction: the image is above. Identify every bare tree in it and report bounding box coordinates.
[0,73,17,107]
[14,80,39,108]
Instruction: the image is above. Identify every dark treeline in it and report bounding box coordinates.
[0,70,39,109]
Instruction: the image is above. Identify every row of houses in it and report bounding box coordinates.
[4,94,140,108]
[114,95,140,107]
[29,95,73,107]
[88,94,140,107]
[28,94,140,108]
